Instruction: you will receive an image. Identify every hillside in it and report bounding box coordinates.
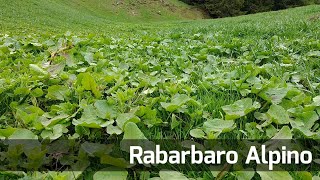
[0,0,207,33]
[0,2,320,180]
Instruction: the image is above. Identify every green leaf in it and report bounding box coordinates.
[234,169,255,180]
[313,176,320,180]
[120,122,153,153]
[254,112,269,121]
[116,113,140,130]
[73,105,113,128]
[46,85,70,101]
[122,122,146,140]
[0,127,17,138]
[295,172,312,180]
[203,119,235,134]
[149,178,162,180]
[40,124,68,140]
[160,94,191,112]
[259,87,289,104]
[41,114,69,127]
[159,170,188,180]
[267,105,290,124]
[31,88,43,97]
[137,106,162,127]
[8,129,37,139]
[29,64,48,75]
[81,142,113,157]
[14,87,30,96]
[100,155,131,168]
[94,100,117,119]
[79,73,101,98]
[296,111,319,129]
[222,98,260,120]
[271,126,292,139]
[93,168,128,180]
[313,96,320,106]
[171,114,180,130]
[8,129,40,152]
[106,125,123,135]
[47,62,65,77]
[190,129,205,139]
[257,171,292,180]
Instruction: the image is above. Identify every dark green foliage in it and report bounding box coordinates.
[242,0,274,14]
[180,0,320,17]
[204,0,245,18]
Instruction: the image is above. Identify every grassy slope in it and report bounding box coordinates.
[0,0,207,33]
[0,4,320,179]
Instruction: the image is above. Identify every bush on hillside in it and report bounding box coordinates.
[180,0,320,18]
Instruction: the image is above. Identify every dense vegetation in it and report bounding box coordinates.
[0,1,320,179]
[180,0,320,17]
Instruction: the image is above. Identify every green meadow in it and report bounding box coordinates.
[0,0,320,179]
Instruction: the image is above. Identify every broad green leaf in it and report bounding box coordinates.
[73,105,113,128]
[203,119,235,133]
[266,125,277,138]
[222,98,260,120]
[107,125,123,135]
[79,73,101,98]
[116,113,140,130]
[257,171,292,180]
[8,129,40,153]
[40,124,68,140]
[83,52,94,64]
[0,127,16,138]
[93,168,128,180]
[313,96,320,106]
[313,176,320,180]
[81,142,113,157]
[295,111,319,129]
[120,122,153,153]
[295,172,312,180]
[234,169,255,180]
[254,112,269,121]
[100,155,131,168]
[46,85,70,101]
[271,126,292,139]
[14,87,30,96]
[267,105,290,124]
[94,100,117,119]
[31,88,44,97]
[259,87,289,104]
[122,122,147,140]
[190,129,205,139]
[47,171,78,180]
[292,125,317,138]
[47,62,65,77]
[160,94,191,112]
[9,128,37,139]
[159,170,188,180]
[29,64,48,75]
[41,114,69,127]
[137,106,162,127]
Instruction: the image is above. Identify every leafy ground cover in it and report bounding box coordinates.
[0,3,320,180]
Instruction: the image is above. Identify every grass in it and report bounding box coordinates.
[0,0,206,34]
[0,2,320,179]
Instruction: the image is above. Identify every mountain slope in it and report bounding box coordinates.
[0,0,207,33]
